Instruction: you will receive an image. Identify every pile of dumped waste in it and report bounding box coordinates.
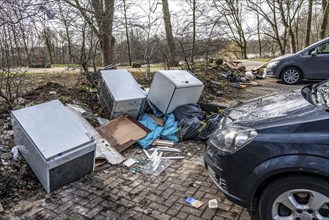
[0,62,266,212]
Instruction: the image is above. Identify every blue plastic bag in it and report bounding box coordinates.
[137,113,178,148]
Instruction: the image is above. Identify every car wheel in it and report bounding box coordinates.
[257,175,329,220]
[281,67,302,84]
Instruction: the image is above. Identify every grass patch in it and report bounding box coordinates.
[249,58,272,62]
[51,63,81,68]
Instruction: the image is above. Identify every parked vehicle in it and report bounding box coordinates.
[266,37,329,84]
[204,80,329,219]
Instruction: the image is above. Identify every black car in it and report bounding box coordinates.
[266,37,329,85]
[204,80,329,219]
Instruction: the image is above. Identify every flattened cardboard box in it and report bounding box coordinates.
[96,115,150,152]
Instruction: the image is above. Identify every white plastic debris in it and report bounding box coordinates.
[124,158,136,167]
[208,199,218,209]
[11,146,20,161]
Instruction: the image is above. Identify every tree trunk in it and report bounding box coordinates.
[191,0,196,65]
[320,0,329,38]
[305,0,313,47]
[161,0,177,66]
[44,28,54,64]
[123,0,132,66]
[64,0,116,66]
[99,0,115,66]
[256,10,262,58]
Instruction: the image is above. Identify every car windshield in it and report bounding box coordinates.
[311,81,329,111]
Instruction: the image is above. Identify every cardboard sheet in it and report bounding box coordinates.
[96,115,150,152]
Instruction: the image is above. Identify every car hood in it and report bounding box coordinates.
[271,53,295,61]
[225,90,321,128]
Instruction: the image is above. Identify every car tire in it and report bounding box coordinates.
[256,175,329,220]
[281,67,302,84]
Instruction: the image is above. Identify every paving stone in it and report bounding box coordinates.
[54,201,75,214]
[85,197,103,209]
[186,215,204,220]
[71,204,89,216]
[176,211,189,219]
[166,203,183,216]
[181,205,204,217]
[67,213,86,220]
[164,194,179,207]
[83,205,104,219]
[201,208,216,219]
[238,209,252,220]
[161,188,175,199]
[150,210,171,220]
[52,213,68,220]
[148,202,169,212]
[101,210,120,220]
[217,202,232,212]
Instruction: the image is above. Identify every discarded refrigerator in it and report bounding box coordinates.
[148,70,204,114]
[11,100,96,193]
[99,69,146,119]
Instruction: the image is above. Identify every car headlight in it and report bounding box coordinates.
[267,61,280,68]
[209,126,258,153]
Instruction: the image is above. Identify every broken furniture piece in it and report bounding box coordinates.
[152,139,174,147]
[147,70,204,114]
[96,114,150,152]
[11,100,96,193]
[99,69,146,119]
[252,62,268,79]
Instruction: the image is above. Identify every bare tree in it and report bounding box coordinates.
[122,0,132,66]
[246,0,288,55]
[305,0,313,46]
[214,0,248,59]
[63,0,115,66]
[161,0,177,66]
[277,0,305,53]
[320,0,329,38]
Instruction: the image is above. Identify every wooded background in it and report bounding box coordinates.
[0,0,328,69]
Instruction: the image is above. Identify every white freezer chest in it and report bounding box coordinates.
[148,70,204,114]
[11,100,96,193]
[99,69,146,119]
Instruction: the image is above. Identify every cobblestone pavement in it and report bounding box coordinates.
[1,78,320,220]
[238,78,319,101]
[2,141,250,220]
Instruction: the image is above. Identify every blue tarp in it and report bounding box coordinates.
[137,114,178,148]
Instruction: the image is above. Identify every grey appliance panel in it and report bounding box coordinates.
[166,86,204,113]
[148,71,204,114]
[49,151,95,192]
[100,69,146,101]
[156,70,203,88]
[99,70,146,119]
[11,100,94,161]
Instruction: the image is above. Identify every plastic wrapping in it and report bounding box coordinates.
[173,104,204,121]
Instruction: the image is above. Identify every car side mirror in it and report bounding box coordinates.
[311,49,318,56]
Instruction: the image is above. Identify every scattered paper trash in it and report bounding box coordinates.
[124,158,136,167]
[185,196,204,208]
[11,146,19,161]
[208,199,218,209]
